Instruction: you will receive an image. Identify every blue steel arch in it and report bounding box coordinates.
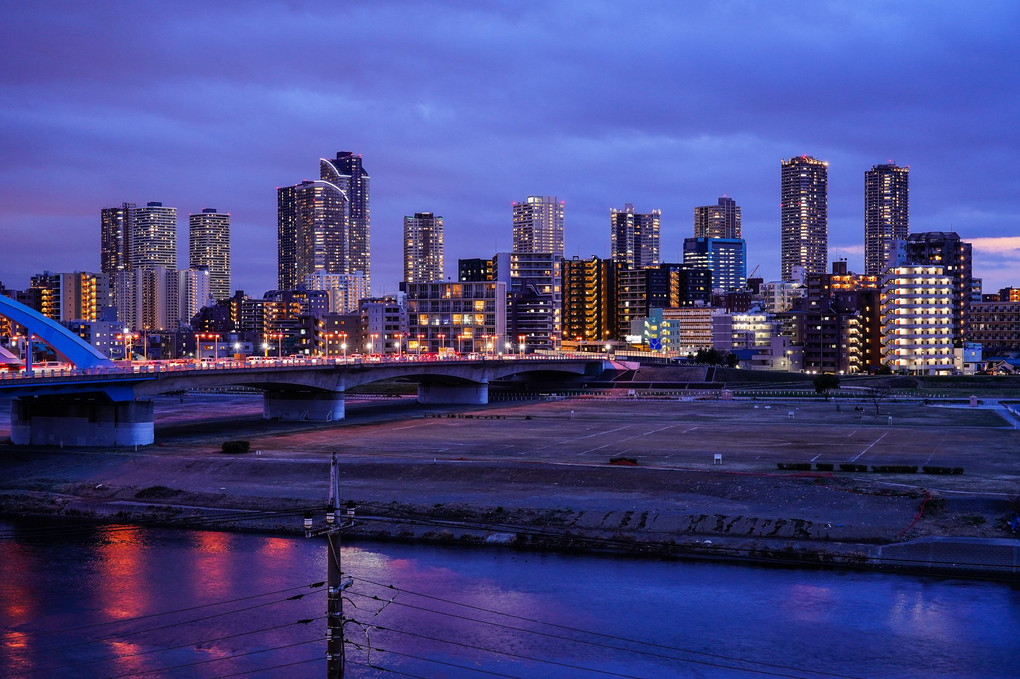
[0,295,114,369]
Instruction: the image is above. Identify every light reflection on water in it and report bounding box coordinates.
[0,522,1017,679]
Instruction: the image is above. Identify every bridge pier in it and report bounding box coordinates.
[263,390,345,421]
[11,396,154,447]
[417,382,489,405]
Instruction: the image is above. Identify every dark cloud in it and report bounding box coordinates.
[1,1,1018,294]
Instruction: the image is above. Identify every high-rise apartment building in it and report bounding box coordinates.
[277,180,348,291]
[881,266,954,374]
[493,252,563,350]
[562,256,615,345]
[694,196,741,239]
[894,231,973,343]
[188,208,231,302]
[100,203,134,274]
[780,156,828,281]
[130,202,177,271]
[610,204,661,269]
[403,212,444,283]
[864,163,909,275]
[321,152,371,289]
[512,196,564,258]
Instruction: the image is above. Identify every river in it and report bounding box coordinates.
[0,521,1017,678]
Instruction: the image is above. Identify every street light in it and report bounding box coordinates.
[262,342,269,358]
[437,333,446,357]
[416,333,424,359]
[518,334,526,358]
[394,333,403,359]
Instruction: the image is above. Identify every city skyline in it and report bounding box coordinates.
[1,3,1018,295]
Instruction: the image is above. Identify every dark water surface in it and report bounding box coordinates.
[1,521,1017,678]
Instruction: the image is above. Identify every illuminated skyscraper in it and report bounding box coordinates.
[100,203,134,274]
[277,180,348,291]
[321,152,371,289]
[403,212,444,283]
[512,196,564,258]
[780,156,828,281]
[188,208,231,302]
[694,196,741,239]
[864,163,909,276]
[610,204,661,269]
[130,202,178,271]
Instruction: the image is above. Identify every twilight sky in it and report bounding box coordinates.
[2,1,1018,297]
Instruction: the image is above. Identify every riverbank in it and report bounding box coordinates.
[1,394,1017,579]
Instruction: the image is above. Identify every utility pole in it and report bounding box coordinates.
[305,453,355,679]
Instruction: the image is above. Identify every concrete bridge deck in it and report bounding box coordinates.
[2,356,616,447]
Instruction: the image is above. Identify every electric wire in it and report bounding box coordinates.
[348,642,525,678]
[345,589,858,679]
[98,636,323,679]
[64,580,325,632]
[19,615,327,677]
[207,655,323,678]
[347,659,434,679]
[27,585,324,656]
[349,576,863,679]
[372,624,677,679]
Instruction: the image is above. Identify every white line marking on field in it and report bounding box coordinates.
[810,454,820,461]
[847,430,857,438]
[849,432,888,462]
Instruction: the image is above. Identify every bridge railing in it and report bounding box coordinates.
[0,352,595,383]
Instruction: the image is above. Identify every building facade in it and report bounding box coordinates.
[277,180,348,291]
[562,256,615,345]
[864,163,909,276]
[100,203,134,275]
[780,156,828,281]
[130,202,177,272]
[188,208,231,302]
[321,152,371,289]
[610,203,661,269]
[682,237,747,292]
[404,281,507,354]
[403,212,444,284]
[895,231,973,344]
[881,266,954,374]
[694,196,741,239]
[512,196,564,258]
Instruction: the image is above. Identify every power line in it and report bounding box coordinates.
[98,637,323,679]
[348,642,525,678]
[346,589,857,679]
[21,616,327,677]
[30,585,324,657]
[349,577,862,679]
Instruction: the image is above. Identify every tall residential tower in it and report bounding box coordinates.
[189,208,231,302]
[610,203,661,269]
[864,163,909,276]
[694,196,741,239]
[321,152,371,288]
[512,196,564,258]
[403,212,445,283]
[780,156,828,281]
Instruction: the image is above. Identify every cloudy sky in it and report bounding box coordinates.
[2,1,1018,296]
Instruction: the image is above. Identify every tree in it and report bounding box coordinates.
[866,383,894,416]
[813,373,840,399]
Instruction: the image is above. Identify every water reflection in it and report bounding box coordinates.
[96,525,151,621]
[0,523,1016,679]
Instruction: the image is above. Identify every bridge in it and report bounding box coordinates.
[2,355,612,447]
[0,294,619,447]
